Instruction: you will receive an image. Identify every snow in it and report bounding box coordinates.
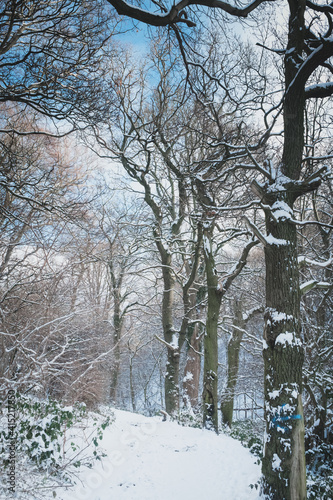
[271,311,293,323]
[203,234,211,255]
[265,234,288,246]
[275,331,302,347]
[305,82,333,94]
[265,310,294,328]
[266,173,291,192]
[271,201,293,222]
[183,371,193,382]
[300,279,318,292]
[268,390,280,400]
[58,409,261,500]
[298,256,332,268]
[170,333,179,349]
[272,454,282,471]
[300,280,332,295]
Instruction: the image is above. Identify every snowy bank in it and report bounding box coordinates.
[59,409,261,500]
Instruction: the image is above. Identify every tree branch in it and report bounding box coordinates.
[222,239,259,292]
[306,0,333,14]
[305,82,333,99]
[106,0,270,27]
[288,38,333,94]
[300,280,332,295]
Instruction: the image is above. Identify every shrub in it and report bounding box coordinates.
[178,404,202,429]
[225,419,263,460]
[306,440,333,500]
[0,394,113,496]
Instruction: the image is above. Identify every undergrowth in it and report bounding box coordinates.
[0,394,113,498]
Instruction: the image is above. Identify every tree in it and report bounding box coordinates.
[0,115,91,397]
[221,298,264,428]
[89,46,205,416]
[85,191,147,404]
[93,0,333,497]
[174,48,265,431]
[0,0,116,134]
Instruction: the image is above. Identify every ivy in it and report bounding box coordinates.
[0,394,113,485]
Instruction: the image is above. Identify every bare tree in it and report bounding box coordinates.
[0,0,117,134]
[85,191,148,404]
[0,120,91,396]
[88,46,205,416]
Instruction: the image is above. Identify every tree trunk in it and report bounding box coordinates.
[109,343,120,403]
[183,322,201,408]
[161,252,180,416]
[260,2,308,497]
[109,292,122,404]
[201,224,257,433]
[129,357,136,412]
[306,221,332,446]
[182,281,203,409]
[202,226,221,433]
[165,348,180,414]
[261,213,306,499]
[221,298,243,428]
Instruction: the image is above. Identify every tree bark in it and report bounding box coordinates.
[129,356,136,412]
[182,276,203,409]
[305,202,332,447]
[165,348,180,414]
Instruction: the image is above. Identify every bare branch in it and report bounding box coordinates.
[106,0,270,27]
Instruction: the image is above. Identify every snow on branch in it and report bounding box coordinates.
[242,306,265,322]
[298,256,333,268]
[243,216,289,247]
[287,38,333,95]
[305,82,333,99]
[221,238,259,292]
[242,216,267,246]
[154,334,179,352]
[231,324,262,346]
[286,218,333,230]
[300,280,332,295]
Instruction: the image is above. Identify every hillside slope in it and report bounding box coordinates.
[60,409,261,500]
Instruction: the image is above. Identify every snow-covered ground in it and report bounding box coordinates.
[59,409,261,500]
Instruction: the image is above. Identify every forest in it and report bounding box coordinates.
[0,0,332,499]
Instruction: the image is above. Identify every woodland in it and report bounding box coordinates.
[0,0,332,499]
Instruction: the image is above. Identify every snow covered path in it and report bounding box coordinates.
[60,409,261,500]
